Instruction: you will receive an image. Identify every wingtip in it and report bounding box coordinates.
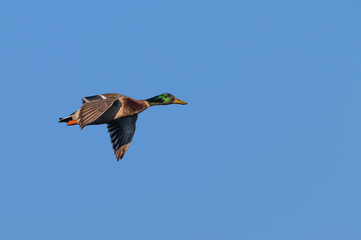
[114,144,130,161]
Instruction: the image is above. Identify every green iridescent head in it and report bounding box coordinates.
[146,93,187,106]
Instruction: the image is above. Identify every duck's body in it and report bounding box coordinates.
[60,93,149,128]
[59,93,187,161]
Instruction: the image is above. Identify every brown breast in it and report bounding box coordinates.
[121,97,149,116]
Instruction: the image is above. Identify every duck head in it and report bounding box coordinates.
[146,93,187,106]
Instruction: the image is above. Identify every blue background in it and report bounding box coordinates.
[1,0,361,239]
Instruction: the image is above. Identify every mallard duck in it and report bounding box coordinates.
[59,93,187,161]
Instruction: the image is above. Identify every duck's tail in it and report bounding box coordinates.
[58,116,72,123]
[59,111,79,126]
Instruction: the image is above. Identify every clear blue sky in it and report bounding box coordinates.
[1,0,360,239]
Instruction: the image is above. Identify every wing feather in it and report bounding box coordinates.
[79,94,122,129]
[107,115,138,161]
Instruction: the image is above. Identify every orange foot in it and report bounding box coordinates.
[67,120,79,126]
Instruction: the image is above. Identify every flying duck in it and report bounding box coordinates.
[59,93,187,161]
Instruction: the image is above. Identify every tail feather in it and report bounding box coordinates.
[59,111,77,123]
[58,116,72,123]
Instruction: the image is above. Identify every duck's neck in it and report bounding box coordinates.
[145,97,164,106]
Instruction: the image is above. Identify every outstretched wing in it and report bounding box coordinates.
[79,93,122,129]
[107,115,138,161]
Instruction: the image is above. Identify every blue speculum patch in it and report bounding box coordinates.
[82,95,102,103]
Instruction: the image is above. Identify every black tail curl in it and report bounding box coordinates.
[58,116,72,123]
